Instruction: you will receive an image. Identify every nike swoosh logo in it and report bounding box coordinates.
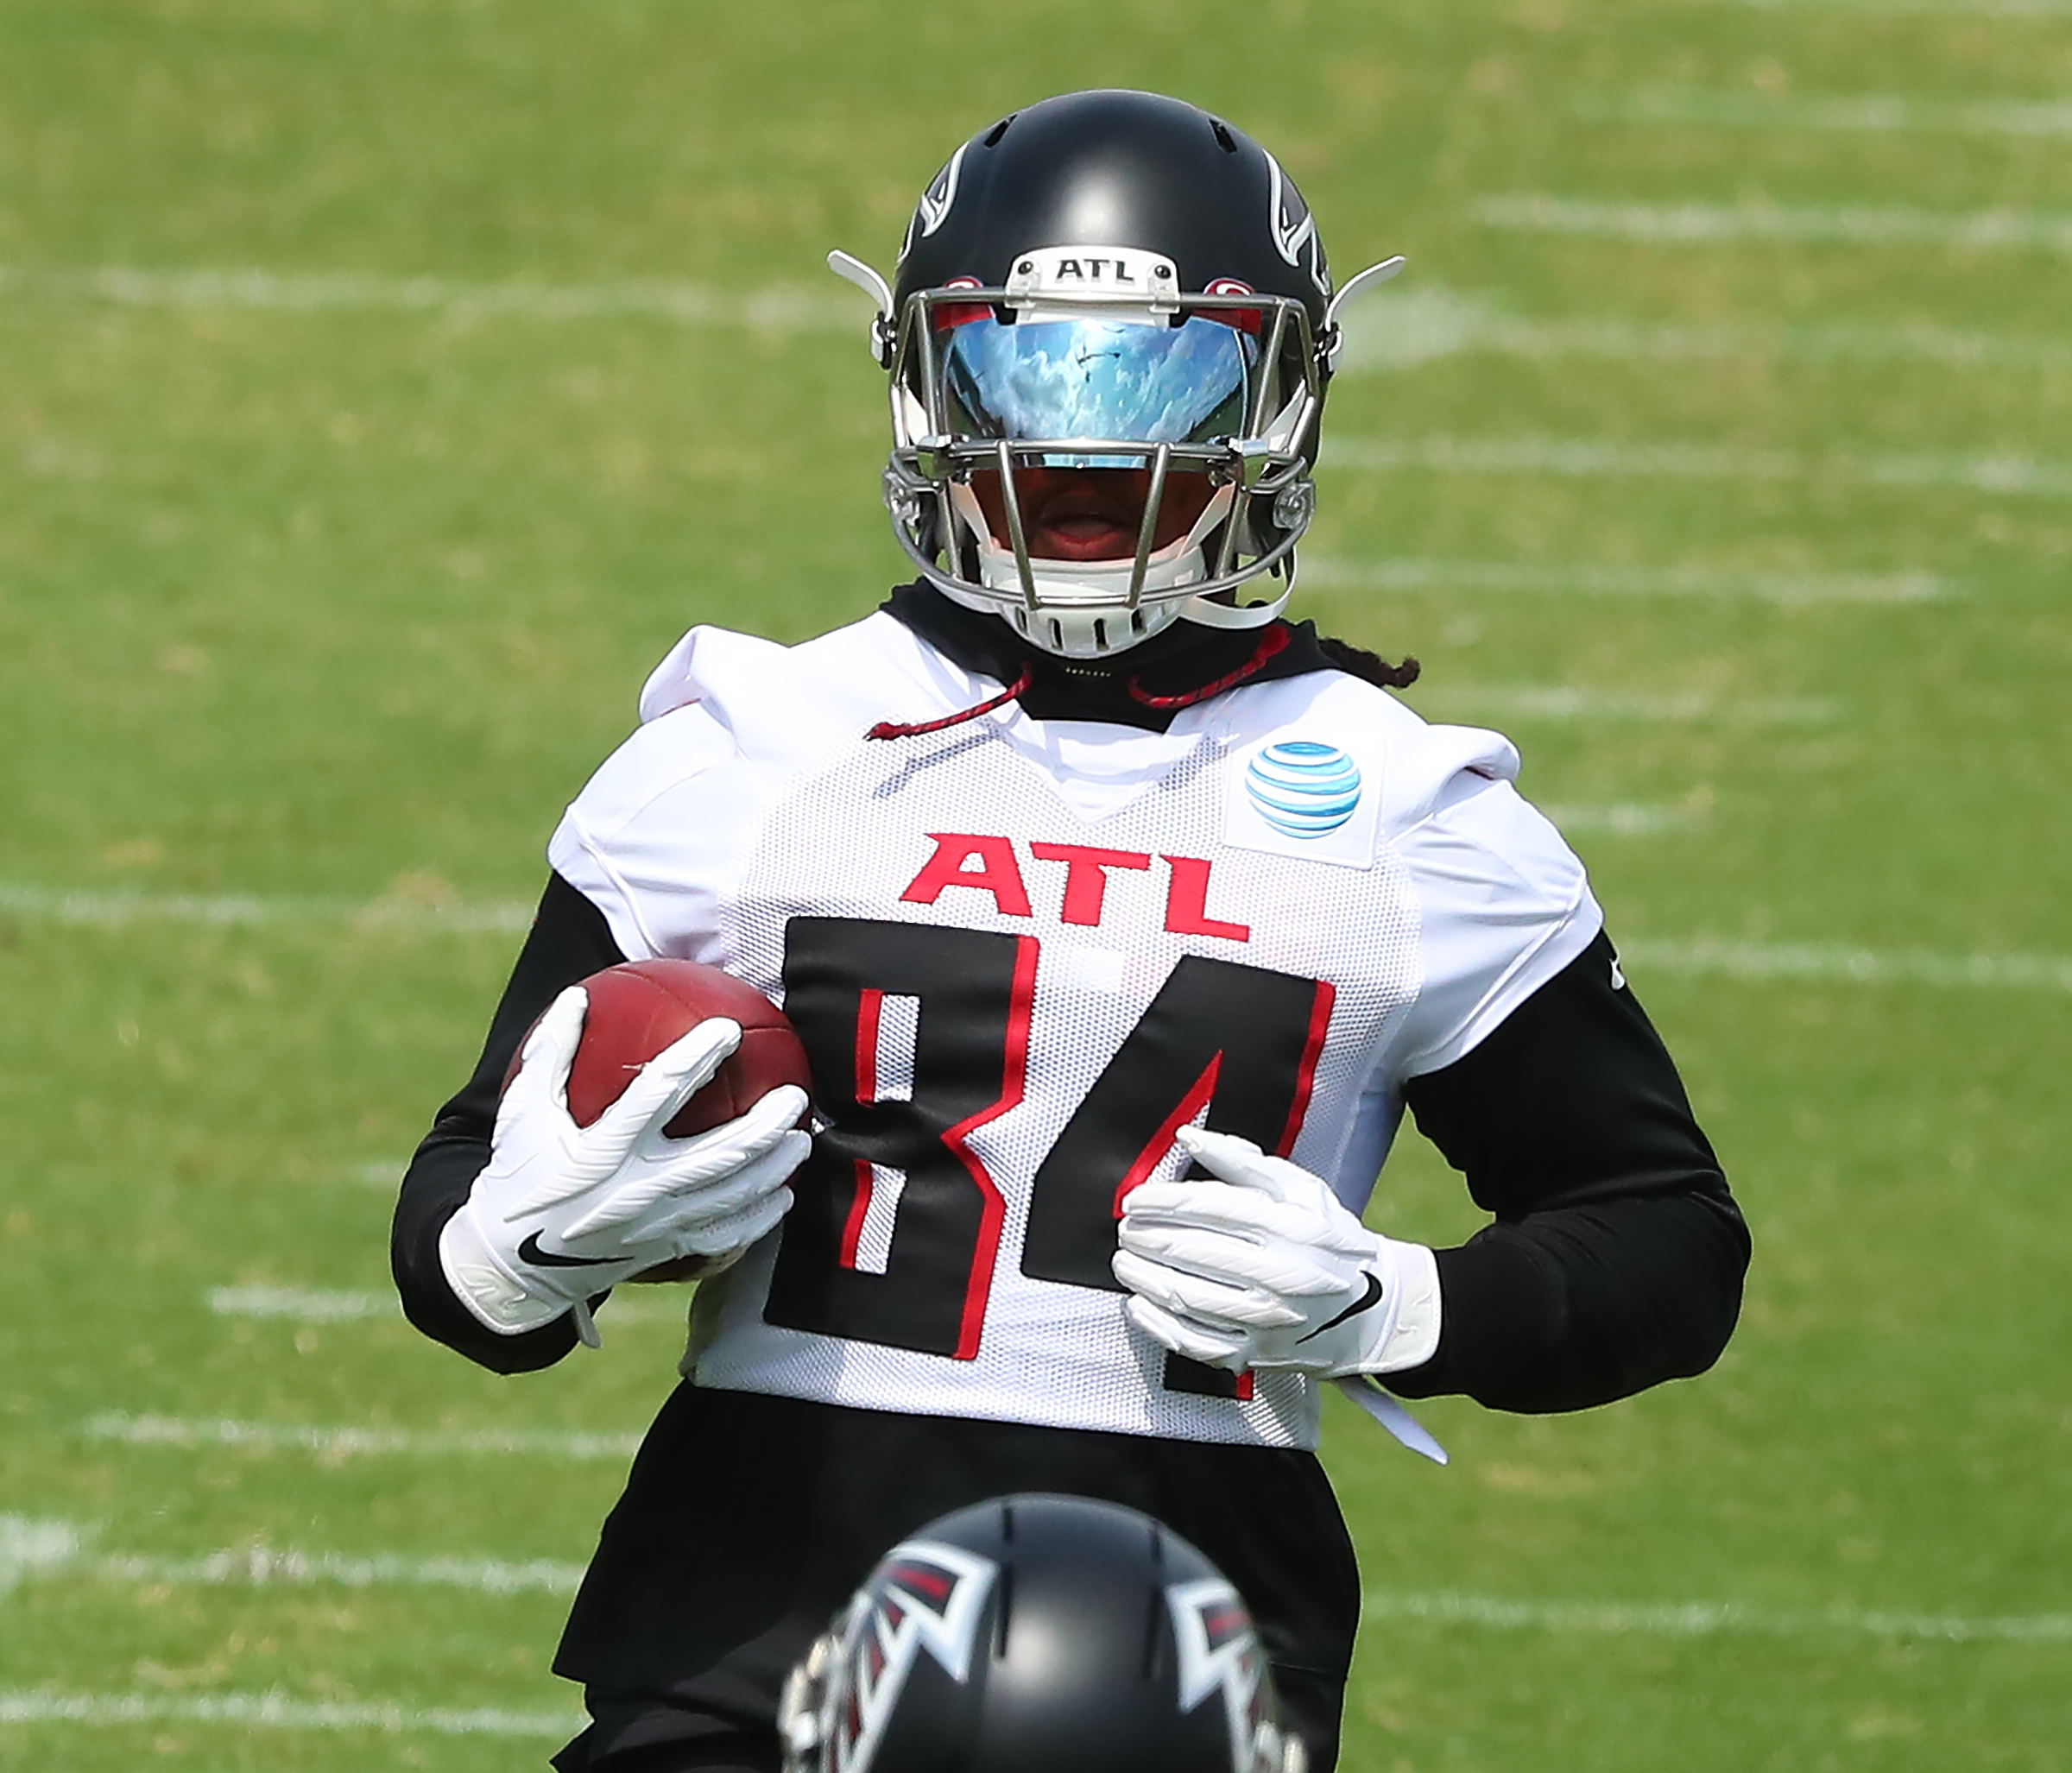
[517,1232,620,1269]
[1297,1271,1385,1343]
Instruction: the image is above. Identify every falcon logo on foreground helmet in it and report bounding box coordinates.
[1169,1575,1282,1773]
[827,89,1405,661]
[778,1494,1305,1773]
[818,1539,998,1773]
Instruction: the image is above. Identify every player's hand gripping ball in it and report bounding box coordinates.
[504,960,813,1282]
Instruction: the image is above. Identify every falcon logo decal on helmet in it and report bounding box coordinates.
[1263,155,1330,299]
[900,143,970,261]
[824,1539,998,1773]
[1170,1576,1283,1773]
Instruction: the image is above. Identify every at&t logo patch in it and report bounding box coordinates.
[1224,736,1378,868]
[1245,741,1362,837]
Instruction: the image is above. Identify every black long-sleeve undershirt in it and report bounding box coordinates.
[390,874,1747,1406]
[1390,930,1747,1411]
[390,874,624,1373]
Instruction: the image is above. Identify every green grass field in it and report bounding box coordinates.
[3,2,2069,1767]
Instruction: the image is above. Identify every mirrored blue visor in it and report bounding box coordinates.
[943,315,1259,451]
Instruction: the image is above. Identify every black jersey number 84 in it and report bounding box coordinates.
[764,915,1335,1392]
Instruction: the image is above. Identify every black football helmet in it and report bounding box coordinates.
[778,1494,1306,1773]
[829,90,1404,659]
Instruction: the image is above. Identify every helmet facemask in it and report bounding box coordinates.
[880,254,1327,661]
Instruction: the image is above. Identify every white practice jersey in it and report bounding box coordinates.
[549,613,1601,1449]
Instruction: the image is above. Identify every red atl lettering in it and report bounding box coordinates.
[901,835,1248,941]
[900,833,1033,918]
[1029,842,1153,926]
[1161,855,1251,943]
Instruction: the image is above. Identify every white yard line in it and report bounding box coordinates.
[84,1413,641,1461]
[0,1517,83,1598]
[3,257,2056,376]
[1410,685,1837,722]
[99,1547,584,1595]
[0,1689,578,1737]
[1336,286,2072,375]
[23,253,2064,387]
[208,1286,396,1322]
[9,866,2062,1002]
[1707,0,2072,15]
[1620,937,2072,993]
[1576,88,2072,136]
[0,262,856,331]
[1330,435,1810,481]
[1538,803,1704,835]
[1364,1589,2072,1643]
[1298,556,1949,604]
[206,1284,683,1327]
[0,882,531,932]
[1475,193,2072,255]
[1323,434,2072,498]
[14,1509,2068,1655]
[3,1516,583,1597]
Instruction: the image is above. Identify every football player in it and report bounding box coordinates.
[777,1493,1304,1773]
[392,89,1748,1773]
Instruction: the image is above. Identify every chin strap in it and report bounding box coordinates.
[1172,576,1295,632]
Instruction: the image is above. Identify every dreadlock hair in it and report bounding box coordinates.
[1318,634,1421,690]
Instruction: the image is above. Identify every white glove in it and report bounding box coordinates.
[439,985,810,1341]
[1111,1125,1441,1378]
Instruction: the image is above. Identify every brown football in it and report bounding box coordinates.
[504,958,812,1283]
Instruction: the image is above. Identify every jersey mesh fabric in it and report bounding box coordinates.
[688,719,1421,1448]
[549,615,1600,1450]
